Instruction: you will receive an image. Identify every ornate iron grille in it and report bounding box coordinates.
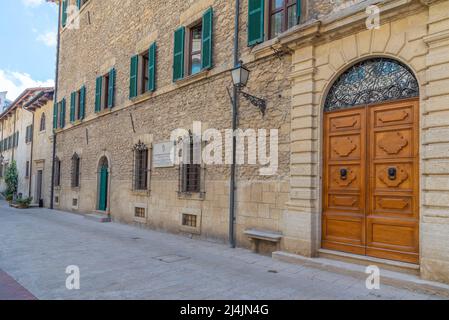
[324,58,419,112]
[182,213,197,227]
[181,134,201,193]
[134,207,146,218]
[133,141,148,191]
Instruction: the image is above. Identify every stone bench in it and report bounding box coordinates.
[244,229,283,254]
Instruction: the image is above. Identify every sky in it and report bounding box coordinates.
[0,0,58,101]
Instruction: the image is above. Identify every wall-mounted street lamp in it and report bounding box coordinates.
[231,62,267,116]
[0,153,4,165]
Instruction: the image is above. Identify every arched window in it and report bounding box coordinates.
[71,153,81,188]
[54,157,61,187]
[133,141,148,191]
[40,113,46,131]
[324,58,419,112]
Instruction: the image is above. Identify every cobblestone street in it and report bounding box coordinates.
[0,201,444,300]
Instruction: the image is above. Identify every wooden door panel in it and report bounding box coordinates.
[328,164,362,191]
[374,163,414,191]
[374,105,414,128]
[323,107,366,254]
[329,113,362,133]
[329,134,361,160]
[373,195,413,215]
[367,99,419,264]
[375,129,412,158]
[328,193,361,211]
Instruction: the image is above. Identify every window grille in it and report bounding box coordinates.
[133,141,148,191]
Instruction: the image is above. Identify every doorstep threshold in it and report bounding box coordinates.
[318,248,420,273]
[272,251,449,298]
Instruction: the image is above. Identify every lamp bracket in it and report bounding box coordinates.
[240,91,267,116]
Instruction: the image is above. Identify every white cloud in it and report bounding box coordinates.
[37,31,57,47]
[22,0,45,7]
[0,70,54,101]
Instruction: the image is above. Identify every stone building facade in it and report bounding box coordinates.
[53,0,449,284]
[25,89,55,207]
[0,88,50,198]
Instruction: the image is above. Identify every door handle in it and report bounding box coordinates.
[388,167,397,180]
[340,168,348,180]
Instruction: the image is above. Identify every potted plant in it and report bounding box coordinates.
[15,197,33,209]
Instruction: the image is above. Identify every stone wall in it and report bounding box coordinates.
[55,0,292,249]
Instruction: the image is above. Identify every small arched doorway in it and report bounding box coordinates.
[322,58,420,264]
[97,156,109,211]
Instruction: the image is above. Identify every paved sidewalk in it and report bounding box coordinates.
[0,269,36,300]
[0,201,444,300]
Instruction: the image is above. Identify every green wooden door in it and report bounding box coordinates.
[98,165,108,211]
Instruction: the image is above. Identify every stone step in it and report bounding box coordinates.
[272,251,449,298]
[84,213,111,223]
[318,248,420,276]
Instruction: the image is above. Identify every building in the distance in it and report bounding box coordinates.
[24,88,55,207]
[0,88,53,199]
[51,0,449,284]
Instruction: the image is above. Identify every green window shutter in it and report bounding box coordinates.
[148,43,157,92]
[76,0,81,9]
[173,27,185,82]
[248,0,264,46]
[108,68,116,108]
[60,99,66,128]
[297,0,302,24]
[53,102,58,129]
[201,8,213,70]
[70,91,76,123]
[62,0,68,27]
[79,85,86,119]
[95,76,102,112]
[129,55,138,98]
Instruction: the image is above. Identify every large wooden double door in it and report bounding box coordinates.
[322,99,419,264]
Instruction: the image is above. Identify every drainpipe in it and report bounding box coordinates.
[229,0,240,248]
[50,0,62,210]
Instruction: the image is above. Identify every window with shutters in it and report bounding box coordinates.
[173,8,213,81]
[248,0,302,46]
[71,153,81,188]
[130,43,156,98]
[133,141,149,191]
[96,69,115,112]
[180,133,201,194]
[70,87,86,122]
[54,157,61,187]
[40,113,46,132]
